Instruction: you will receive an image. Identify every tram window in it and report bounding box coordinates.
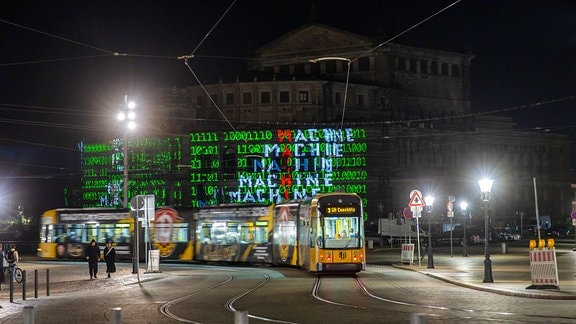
[53,225,67,243]
[70,224,86,242]
[198,224,212,243]
[171,223,189,242]
[101,224,115,243]
[239,225,254,243]
[275,221,296,246]
[85,224,99,242]
[253,226,268,243]
[41,225,51,243]
[113,225,131,243]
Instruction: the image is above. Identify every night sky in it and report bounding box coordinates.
[1,0,575,216]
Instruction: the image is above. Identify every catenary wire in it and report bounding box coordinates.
[338,0,463,131]
[179,0,239,133]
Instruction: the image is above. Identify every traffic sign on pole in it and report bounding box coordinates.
[403,207,413,219]
[409,190,425,207]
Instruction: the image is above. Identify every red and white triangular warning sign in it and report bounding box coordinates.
[409,190,426,207]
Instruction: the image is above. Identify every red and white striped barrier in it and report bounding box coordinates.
[401,244,415,264]
[528,248,559,290]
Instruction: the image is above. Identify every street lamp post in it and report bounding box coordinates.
[425,196,435,269]
[116,95,136,208]
[460,201,468,257]
[478,178,494,283]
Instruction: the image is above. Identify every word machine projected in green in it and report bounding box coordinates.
[78,128,368,209]
[202,128,368,204]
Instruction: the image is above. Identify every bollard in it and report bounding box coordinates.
[234,310,249,324]
[34,269,38,298]
[9,268,13,303]
[46,268,50,296]
[22,306,34,324]
[22,270,26,300]
[110,307,122,324]
[501,242,507,254]
[410,313,426,324]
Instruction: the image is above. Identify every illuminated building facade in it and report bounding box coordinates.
[77,24,573,230]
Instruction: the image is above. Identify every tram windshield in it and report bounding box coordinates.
[319,215,361,248]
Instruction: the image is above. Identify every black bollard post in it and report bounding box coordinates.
[22,270,26,300]
[46,268,50,296]
[34,269,38,298]
[9,268,13,303]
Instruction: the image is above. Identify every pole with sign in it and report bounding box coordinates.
[130,194,155,282]
[447,195,455,258]
[409,190,425,266]
[571,211,576,251]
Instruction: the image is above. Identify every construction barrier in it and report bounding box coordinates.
[527,248,560,290]
[401,244,415,264]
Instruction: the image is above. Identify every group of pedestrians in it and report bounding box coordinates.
[1,240,117,281]
[85,240,116,279]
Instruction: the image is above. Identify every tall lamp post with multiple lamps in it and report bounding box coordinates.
[478,178,494,283]
[425,196,435,269]
[116,95,137,208]
[460,201,468,257]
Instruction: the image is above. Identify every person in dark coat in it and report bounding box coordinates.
[104,242,116,278]
[85,239,100,279]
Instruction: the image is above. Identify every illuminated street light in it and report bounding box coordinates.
[425,195,435,269]
[117,95,136,208]
[478,178,494,283]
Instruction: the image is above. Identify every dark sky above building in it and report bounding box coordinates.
[0,0,575,214]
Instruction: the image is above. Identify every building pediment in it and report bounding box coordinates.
[254,23,375,59]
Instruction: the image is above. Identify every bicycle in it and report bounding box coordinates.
[8,263,23,283]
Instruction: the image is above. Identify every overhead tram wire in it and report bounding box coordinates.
[335,0,463,130]
[0,18,177,67]
[179,0,239,133]
[352,0,462,61]
[0,55,113,67]
[181,61,238,133]
[3,2,571,137]
[0,18,116,55]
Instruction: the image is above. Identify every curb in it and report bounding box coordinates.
[392,263,576,300]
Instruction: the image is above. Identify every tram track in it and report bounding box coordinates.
[311,275,366,309]
[359,266,576,323]
[159,274,234,323]
[3,262,572,323]
[160,267,297,323]
[309,267,576,323]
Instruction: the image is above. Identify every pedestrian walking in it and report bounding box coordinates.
[104,242,116,278]
[85,239,100,279]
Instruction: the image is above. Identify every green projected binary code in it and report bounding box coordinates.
[79,128,368,209]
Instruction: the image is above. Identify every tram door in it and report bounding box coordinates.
[272,204,298,266]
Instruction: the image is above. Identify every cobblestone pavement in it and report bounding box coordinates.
[2,245,576,321]
[0,259,163,320]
